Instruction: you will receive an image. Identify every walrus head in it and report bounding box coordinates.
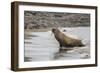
[52,28,60,33]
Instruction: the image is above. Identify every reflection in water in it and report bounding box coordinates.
[24,57,32,62]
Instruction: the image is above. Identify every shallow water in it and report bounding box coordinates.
[24,27,90,62]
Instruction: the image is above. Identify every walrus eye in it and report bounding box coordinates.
[63,29,66,32]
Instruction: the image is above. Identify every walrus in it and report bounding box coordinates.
[52,28,84,48]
